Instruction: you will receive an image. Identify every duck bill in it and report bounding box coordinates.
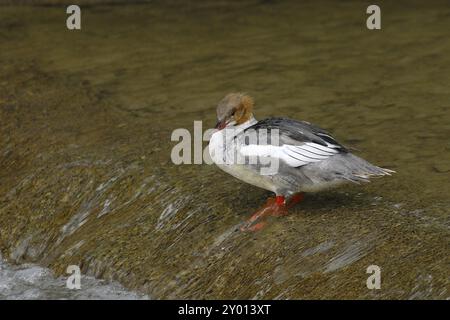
[215,120,227,130]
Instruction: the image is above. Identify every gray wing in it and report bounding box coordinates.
[237,117,348,167]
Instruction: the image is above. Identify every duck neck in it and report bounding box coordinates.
[234,115,257,131]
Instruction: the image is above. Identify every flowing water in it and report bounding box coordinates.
[0,254,148,299]
[0,0,449,299]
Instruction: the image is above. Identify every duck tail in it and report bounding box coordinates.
[344,154,395,181]
[328,153,395,184]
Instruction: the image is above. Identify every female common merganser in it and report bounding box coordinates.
[209,93,394,231]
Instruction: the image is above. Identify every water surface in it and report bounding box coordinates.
[0,0,449,299]
[0,255,148,299]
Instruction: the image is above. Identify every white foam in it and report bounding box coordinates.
[0,256,149,300]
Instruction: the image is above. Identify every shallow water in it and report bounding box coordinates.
[0,255,148,299]
[0,1,449,299]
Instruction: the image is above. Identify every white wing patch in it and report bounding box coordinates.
[239,142,339,167]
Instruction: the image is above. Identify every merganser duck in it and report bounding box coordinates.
[209,93,395,231]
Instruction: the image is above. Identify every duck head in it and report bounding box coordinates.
[215,93,254,130]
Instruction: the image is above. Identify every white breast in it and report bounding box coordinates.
[208,121,277,193]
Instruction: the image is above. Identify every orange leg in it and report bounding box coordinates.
[240,193,305,232]
[286,192,305,209]
[240,196,288,232]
